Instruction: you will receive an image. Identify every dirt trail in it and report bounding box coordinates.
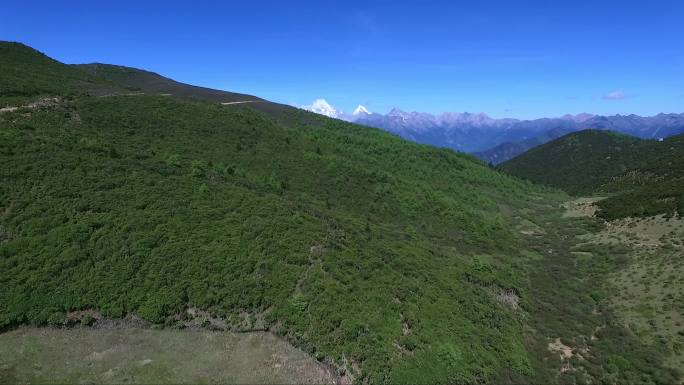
[221,100,261,105]
[0,97,61,113]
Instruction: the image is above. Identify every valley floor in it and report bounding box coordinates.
[519,196,683,383]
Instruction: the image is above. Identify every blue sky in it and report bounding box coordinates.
[3,0,683,119]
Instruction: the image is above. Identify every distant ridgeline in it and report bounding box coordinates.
[500,129,684,220]
[1,41,681,384]
[350,108,684,165]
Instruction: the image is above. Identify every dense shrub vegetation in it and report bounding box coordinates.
[0,83,544,382]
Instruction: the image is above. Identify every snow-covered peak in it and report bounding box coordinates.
[304,99,341,118]
[353,105,370,116]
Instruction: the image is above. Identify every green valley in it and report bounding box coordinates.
[499,130,684,380]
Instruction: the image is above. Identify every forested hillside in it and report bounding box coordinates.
[500,130,684,219]
[0,42,555,383]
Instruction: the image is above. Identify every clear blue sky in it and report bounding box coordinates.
[3,0,683,119]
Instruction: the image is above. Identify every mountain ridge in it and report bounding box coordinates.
[302,99,684,160]
[74,62,294,116]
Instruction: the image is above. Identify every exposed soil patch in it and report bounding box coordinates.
[548,337,581,374]
[0,97,61,114]
[548,338,573,360]
[562,197,605,218]
[0,327,338,384]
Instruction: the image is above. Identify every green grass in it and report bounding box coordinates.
[600,216,684,372]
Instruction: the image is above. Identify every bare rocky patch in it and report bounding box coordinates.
[548,338,574,360]
[547,337,590,375]
[497,288,520,310]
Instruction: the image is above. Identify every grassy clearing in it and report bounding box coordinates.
[562,198,684,376]
[0,327,337,384]
[506,198,681,385]
[604,216,684,372]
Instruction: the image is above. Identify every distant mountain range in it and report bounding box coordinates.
[302,99,684,164]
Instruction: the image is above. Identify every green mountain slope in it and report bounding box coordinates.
[74,63,293,116]
[500,130,684,219]
[0,41,552,383]
[499,130,646,195]
[0,42,123,104]
[475,127,573,165]
[1,42,681,384]
[75,63,260,102]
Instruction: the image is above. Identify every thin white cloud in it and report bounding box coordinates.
[603,90,626,100]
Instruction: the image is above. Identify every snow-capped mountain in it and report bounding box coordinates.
[303,99,343,118]
[302,100,372,120]
[300,99,684,163]
[353,105,370,116]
